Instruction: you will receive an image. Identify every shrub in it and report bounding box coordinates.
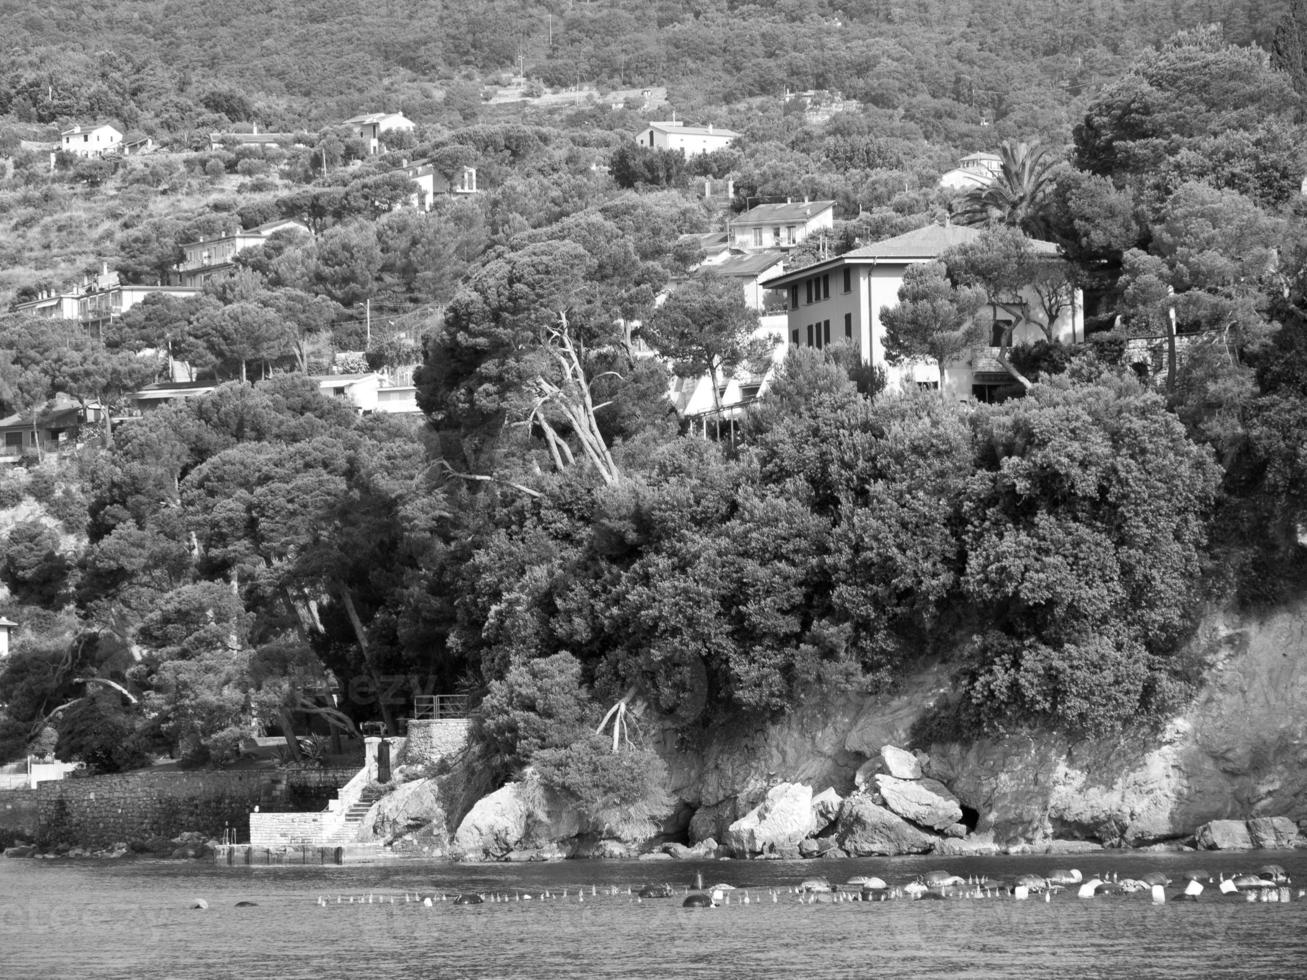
[0,476,25,509]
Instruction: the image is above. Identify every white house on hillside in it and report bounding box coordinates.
[397,161,479,210]
[729,199,835,251]
[636,120,739,157]
[940,152,1002,190]
[61,123,122,158]
[345,112,416,154]
[762,222,1082,401]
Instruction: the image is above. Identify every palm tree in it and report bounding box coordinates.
[953,140,1059,236]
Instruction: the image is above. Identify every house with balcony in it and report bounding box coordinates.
[11,265,201,330]
[60,123,122,158]
[0,396,100,463]
[636,120,739,157]
[344,112,415,155]
[729,200,836,251]
[174,219,309,287]
[762,222,1082,400]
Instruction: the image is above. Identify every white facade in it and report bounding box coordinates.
[729,200,835,251]
[60,123,122,158]
[763,224,1083,399]
[636,120,739,157]
[940,152,1002,190]
[344,112,416,155]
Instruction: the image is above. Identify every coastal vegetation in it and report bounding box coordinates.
[0,3,1304,839]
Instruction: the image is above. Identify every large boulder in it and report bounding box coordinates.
[1194,819,1254,850]
[1246,816,1302,849]
[874,774,962,831]
[811,787,843,828]
[358,779,446,844]
[834,795,937,856]
[451,777,582,861]
[881,745,923,780]
[452,782,533,860]
[725,783,815,857]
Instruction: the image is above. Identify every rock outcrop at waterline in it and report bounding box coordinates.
[667,599,1307,852]
[366,599,1307,860]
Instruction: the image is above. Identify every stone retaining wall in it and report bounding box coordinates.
[34,768,354,848]
[405,719,468,764]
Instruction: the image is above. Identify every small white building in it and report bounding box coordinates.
[60,123,123,158]
[729,200,836,251]
[312,373,382,412]
[940,152,1002,190]
[396,161,479,210]
[344,112,416,155]
[0,616,15,656]
[636,120,739,157]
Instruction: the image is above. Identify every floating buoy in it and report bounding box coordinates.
[1151,884,1166,905]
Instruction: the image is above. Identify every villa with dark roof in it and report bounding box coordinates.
[763,222,1081,400]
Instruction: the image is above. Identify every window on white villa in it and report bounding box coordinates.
[791,329,799,345]
[790,285,799,309]
[786,225,796,244]
[805,280,813,304]
[990,319,1013,347]
[843,267,851,292]
[773,226,781,244]
[753,228,763,247]
[822,274,830,300]
[807,324,814,346]
[823,320,830,345]
[844,312,852,338]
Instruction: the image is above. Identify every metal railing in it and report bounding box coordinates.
[411,695,469,720]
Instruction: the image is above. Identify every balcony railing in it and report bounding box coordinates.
[411,695,469,720]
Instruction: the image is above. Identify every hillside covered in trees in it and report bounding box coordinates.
[1,2,1306,836]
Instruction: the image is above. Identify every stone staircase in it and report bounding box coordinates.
[327,785,385,844]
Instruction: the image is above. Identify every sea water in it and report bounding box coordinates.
[2,851,1305,979]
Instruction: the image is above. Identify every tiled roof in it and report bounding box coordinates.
[60,122,121,136]
[842,223,1059,260]
[763,223,1061,287]
[647,121,740,139]
[708,250,787,278]
[733,200,836,225]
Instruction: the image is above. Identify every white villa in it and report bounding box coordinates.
[762,222,1083,401]
[636,120,739,157]
[60,123,122,158]
[940,152,1002,190]
[729,200,836,251]
[344,112,416,154]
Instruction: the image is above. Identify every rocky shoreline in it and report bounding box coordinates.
[346,743,1307,865]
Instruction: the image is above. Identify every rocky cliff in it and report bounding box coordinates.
[663,599,1307,850]
[401,599,1307,859]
